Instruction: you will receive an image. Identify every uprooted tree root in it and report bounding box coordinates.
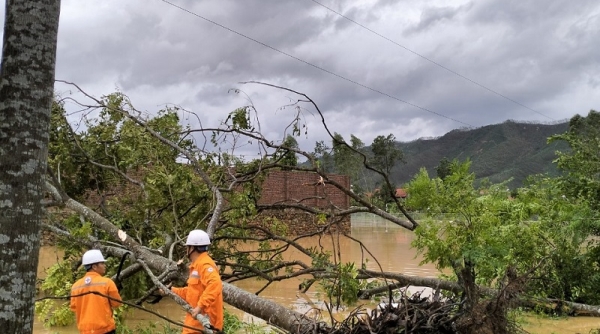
[324,291,460,334]
[453,266,527,334]
[313,289,525,334]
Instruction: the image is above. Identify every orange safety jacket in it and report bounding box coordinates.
[172,252,224,333]
[70,271,122,334]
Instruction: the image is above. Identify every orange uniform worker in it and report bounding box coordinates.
[170,229,224,333]
[70,249,122,334]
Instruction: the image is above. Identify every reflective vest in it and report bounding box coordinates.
[172,252,224,333]
[70,271,122,334]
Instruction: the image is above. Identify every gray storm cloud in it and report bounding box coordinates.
[1,0,598,153]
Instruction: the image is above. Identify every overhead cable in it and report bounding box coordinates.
[309,0,555,121]
[160,0,473,127]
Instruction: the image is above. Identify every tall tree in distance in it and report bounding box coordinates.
[313,140,334,173]
[275,134,299,169]
[550,110,600,210]
[370,134,403,203]
[435,157,453,180]
[332,133,365,191]
[0,1,61,333]
[370,133,403,176]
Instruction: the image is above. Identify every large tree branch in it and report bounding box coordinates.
[240,81,419,229]
[357,269,600,316]
[44,179,329,333]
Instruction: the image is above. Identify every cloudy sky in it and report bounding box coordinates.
[3,0,600,156]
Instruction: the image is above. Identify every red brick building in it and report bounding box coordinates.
[255,171,351,235]
[257,171,350,209]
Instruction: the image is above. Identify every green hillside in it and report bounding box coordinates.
[390,120,569,188]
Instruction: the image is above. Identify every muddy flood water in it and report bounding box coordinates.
[34,214,600,333]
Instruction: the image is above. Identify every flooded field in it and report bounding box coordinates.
[34,214,600,333]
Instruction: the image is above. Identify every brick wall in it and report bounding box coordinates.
[257,171,350,209]
[255,171,351,235]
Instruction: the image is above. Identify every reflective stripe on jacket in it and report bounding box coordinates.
[172,252,224,333]
[70,272,122,334]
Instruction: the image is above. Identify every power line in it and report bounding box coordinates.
[159,0,473,127]
[310,0,556,121]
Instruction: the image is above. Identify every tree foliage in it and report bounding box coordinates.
[313,140,334,173]
[363,134,402,205]
[39,80,600,333]
[50,96,209,247]
[39,83,420,333]
[370,134,403,176]
[332,133,365,190]
[275,134,299,169]
[407,158,600,310]
[435,157,452,180]
[550,110,600,211]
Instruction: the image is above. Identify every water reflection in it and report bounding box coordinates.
[34,214,599,333]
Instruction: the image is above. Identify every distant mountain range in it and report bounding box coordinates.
[389,120,570,189]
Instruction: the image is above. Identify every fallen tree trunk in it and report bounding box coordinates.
[358,269,600,316]
[46,181,327,333]
[222,283,326,332]
[358,269,463,295]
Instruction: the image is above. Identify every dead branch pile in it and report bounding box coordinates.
[325,291,460,334]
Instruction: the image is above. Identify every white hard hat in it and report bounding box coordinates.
[82,249,106,265]
[185,229,211,246]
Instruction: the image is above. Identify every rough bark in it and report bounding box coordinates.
[0,1,60,333]
[222,283,326,333]
[358,269,463,295]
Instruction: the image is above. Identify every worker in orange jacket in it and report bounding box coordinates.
[70,249,122,334]
[169,229,224,333]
